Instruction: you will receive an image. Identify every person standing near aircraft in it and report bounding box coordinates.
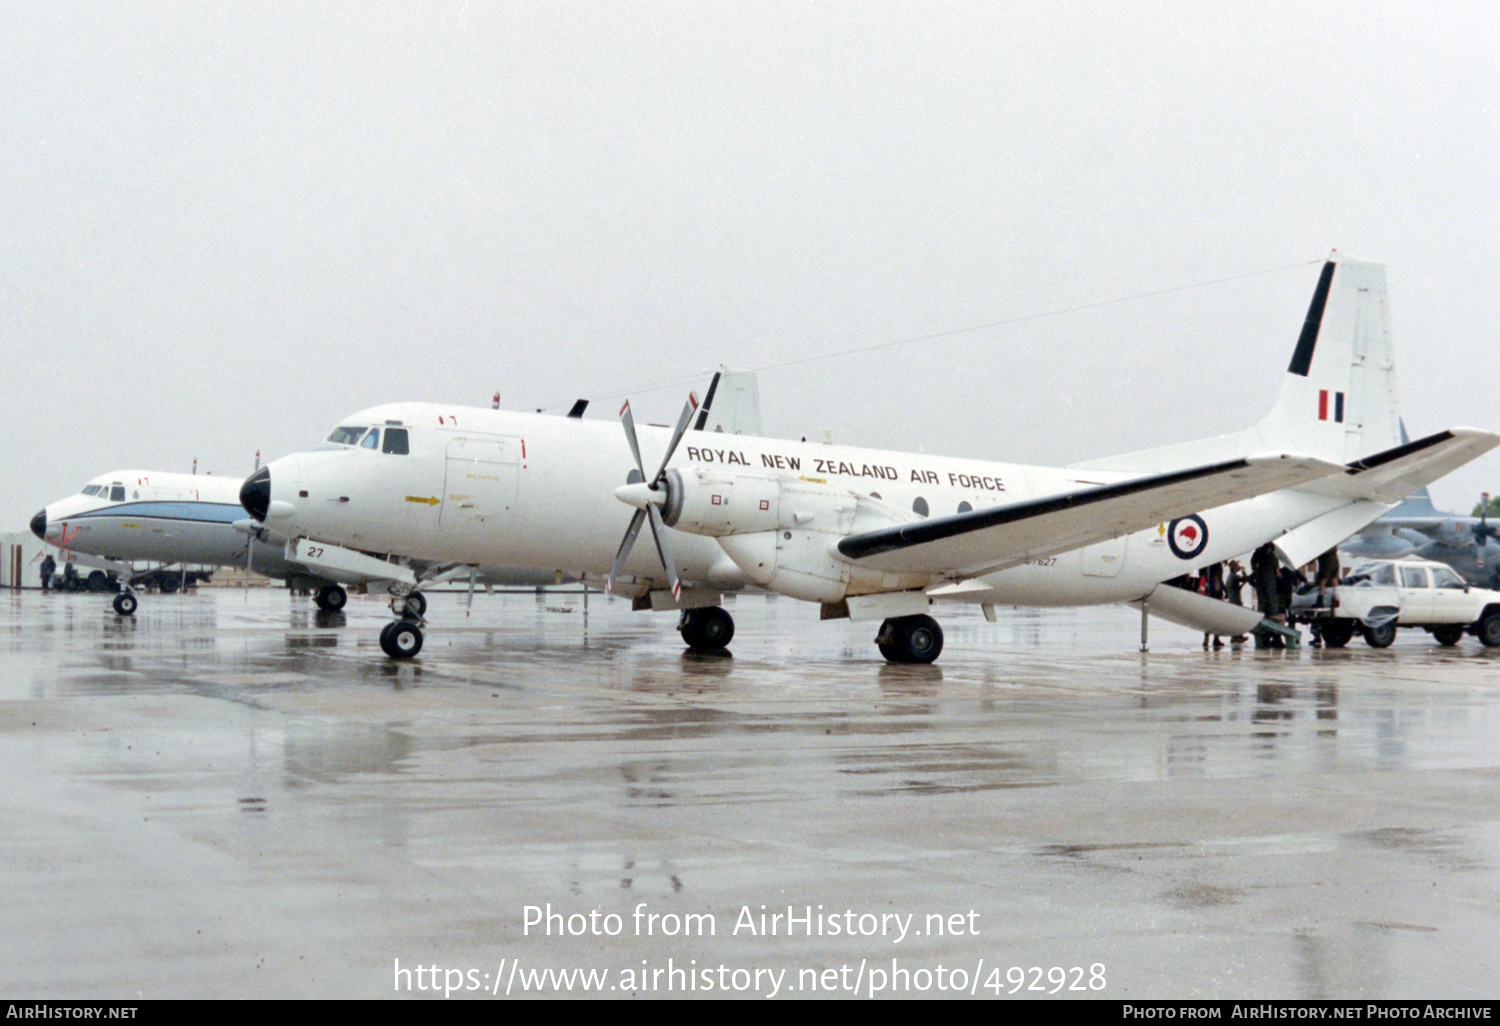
[1252,543,1286,647]
[39,553,55,592]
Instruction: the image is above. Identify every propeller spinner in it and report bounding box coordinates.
[607,392,699,598]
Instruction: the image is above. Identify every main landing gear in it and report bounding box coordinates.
[315,584,348,612]
[679,606,734,652]
[876,614,944,664]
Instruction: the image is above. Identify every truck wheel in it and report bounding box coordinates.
[1431,625,1464,647]
[86,571,108,593]
[158,575,181,594]
[1476,611,1500,648]
[1362,622,1397,648]
[1321,620,1354,649]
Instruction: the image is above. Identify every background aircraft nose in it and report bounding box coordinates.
[240,467,271,521]
[30,509,46,540]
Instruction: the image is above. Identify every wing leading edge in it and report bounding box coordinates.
[835,453,1344,577]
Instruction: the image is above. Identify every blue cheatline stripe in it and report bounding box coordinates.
[69,502,246,525]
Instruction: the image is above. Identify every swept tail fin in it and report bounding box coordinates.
[1075,253,1403,472]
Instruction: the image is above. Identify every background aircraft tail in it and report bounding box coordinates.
[1075,253,1403,472]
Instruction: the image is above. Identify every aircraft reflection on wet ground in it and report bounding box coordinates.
[2,588,1498,998]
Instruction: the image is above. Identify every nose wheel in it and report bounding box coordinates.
[379,619,424,658]
[876,614,944,664]
[112,591,139,616]
[679,606,734,651]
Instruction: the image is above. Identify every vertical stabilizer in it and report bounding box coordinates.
[1252,254,1402,461]
[695,369,763,435]
[1073,253,1404,472]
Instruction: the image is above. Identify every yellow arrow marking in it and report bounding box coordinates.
[405,496,441,506]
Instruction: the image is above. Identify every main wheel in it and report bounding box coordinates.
[1362,621,1397,648]
[1320,620,1355,649]
[679,606,734,651]
[316,584,348,613]
[379,620,424,658]
[113,592,138,616]
[876,614,944,664]
[1431,625,1465,647]
[401,591,427,619]
[1475,610,1500,648]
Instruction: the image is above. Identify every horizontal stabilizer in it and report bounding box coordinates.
[1305,428,1500,503]
[837,452,1343,577]
[1129,584,1267,636]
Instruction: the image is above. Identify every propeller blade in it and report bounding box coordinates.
[607,507,648,592]
[650,392,700,484]
[646,503,682,600]
[619,401,646,479]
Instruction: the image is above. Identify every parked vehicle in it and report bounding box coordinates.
[1292,558,1500,648]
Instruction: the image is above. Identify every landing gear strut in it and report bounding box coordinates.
[679,606,734,651]
[315,584,348,613]
[876,614,944,664]
[379,619,424,658]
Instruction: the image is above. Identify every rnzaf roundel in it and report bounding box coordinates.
[1167,514,1209,560]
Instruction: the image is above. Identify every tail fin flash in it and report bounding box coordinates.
[1253,254,1402,462]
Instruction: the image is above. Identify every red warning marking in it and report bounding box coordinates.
[759,500,770,511]
[620,401,631,417]
[1318,390,1329,421]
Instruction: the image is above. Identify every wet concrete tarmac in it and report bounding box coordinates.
[2,588,1497,999]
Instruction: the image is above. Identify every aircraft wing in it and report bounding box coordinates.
[835,453,1344,578]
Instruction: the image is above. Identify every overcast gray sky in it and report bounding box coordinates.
[5,1,1499,529]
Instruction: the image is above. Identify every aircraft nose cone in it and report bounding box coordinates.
[30,509,46,540]
[240,467,271,522]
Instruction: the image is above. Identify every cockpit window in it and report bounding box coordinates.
[109,485,126,502]
[327,426,368,446]
[81,485,103,496]
[382,428,410,455]
[361,429,380,450]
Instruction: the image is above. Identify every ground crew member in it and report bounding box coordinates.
[39,553,55,592]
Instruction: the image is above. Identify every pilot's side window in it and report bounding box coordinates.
[382,428,410,455]
[109,485,125,502]
[362,429,380,450]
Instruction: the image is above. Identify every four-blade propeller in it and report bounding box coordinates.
[607,392,699,598]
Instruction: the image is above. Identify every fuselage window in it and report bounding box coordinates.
[81,485,102,496]
[327,426,368,446]
[362,429,380,450]
[957,501,972,513]
[109,485,126,502]
[382,428,410,455]
[913,497,929,517]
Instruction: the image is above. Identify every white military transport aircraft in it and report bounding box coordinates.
[240,255,1499,661]
[31,469,368,615]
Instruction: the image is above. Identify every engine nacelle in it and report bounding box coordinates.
[664,469,933,603]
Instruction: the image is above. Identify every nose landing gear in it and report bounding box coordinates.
[315,584,348,612]
[379,619,424,658]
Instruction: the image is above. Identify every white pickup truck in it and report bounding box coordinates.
[1292,558,1500,648]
